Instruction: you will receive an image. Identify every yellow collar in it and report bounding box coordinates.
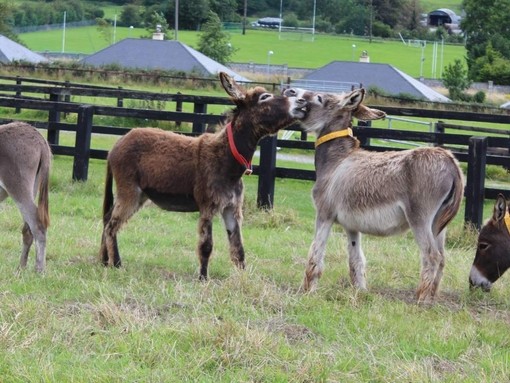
[504,212,510,235]
[315,128,353,148]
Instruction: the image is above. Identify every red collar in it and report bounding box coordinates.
[226,122,253,175]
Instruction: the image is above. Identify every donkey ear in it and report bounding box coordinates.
[219,72,246,101]
[337,88,365,110]
[354,104,386,121]
[493,194,507,222]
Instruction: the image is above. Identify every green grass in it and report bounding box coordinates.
[18,27,466,79]
[0,134,509,382]
[420,0,463,13]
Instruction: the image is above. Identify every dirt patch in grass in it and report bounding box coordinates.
[257,317,317,343]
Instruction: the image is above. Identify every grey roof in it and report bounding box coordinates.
[429,8,461,23]
[301,61,450,102]
[0,35,48,64]
[81,38,250,82]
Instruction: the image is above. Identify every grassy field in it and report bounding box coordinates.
[420,0,462,13]
[18,26,466,79]
[0,131,509,382]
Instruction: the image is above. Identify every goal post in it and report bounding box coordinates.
[278,26,315,42]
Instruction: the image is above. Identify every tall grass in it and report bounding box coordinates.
[0,137,509,382]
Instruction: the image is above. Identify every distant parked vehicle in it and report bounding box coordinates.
[257,17,283,29]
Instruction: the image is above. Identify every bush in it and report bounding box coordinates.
[473,90,486,103]
[315,18,333,33]
[119,4,143,28]
[443,59,471,101]
[283,13,299,28]
[372,21,391,38]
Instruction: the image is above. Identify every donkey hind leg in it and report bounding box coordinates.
[100,205,120,267]
[221,206,245,270]
[20,222,33,269]
[431,229,447,297]
[413,224,443,303]
[15,198,46,272]
[102,189,146,268]
[197,214,213,281]
[303,217,334,292]
[346,230,367,290]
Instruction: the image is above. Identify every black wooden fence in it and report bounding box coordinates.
[1,75,510,229]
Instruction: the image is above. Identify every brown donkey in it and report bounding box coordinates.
[0,122,51,272]
[469,194,510,291]
[100,72,307,279]
[283,87,464,303]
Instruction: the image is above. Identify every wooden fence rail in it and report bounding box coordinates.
[1,76,510,229]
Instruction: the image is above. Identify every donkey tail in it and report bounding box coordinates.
[102,162,114,224]
[433,162,464,236]
[37,143,52,229]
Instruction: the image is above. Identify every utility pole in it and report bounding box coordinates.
[369,0,373,43]
[174,0,179,40]
[242,0,247,35]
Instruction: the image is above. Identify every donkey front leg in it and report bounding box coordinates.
[346,230,367,290]
[197,214,213,280]
[303,217,334,292]
[221,206,245,270]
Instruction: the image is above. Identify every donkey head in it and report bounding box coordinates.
[219,72,307,137]
[282,87,385,134]
[469,194,510,291]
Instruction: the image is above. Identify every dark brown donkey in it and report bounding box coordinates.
[100,72,307,279]
[283,87,464,303]
[469,194,510,291]
[0,122,51,272]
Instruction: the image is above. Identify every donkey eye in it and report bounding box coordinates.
[317,95,323,104]
[287,89,297,96]
[260,93,273,101]
[478,242,490,251]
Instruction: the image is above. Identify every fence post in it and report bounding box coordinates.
[47,93,62,145]
[63,81,71,119]
[357,120,371,147]
[192,102,207,133]
[15,76,21,114]
[73,105,94,181]
[175,92,182,129]
[117,86,123,107]
[434,121,444,147]
[464,136,487,229]
[257,135,278,209]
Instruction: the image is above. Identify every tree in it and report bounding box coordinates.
[0,2,19,42]
[167,0,209,30]
[210,0,239,21]
[442,59,471,101]
[473,43,510,85]
[119,4,142,28]
[145,11,169,37]
[197,11,235,65]
[461,0,510,82]
[96,18,113,44]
